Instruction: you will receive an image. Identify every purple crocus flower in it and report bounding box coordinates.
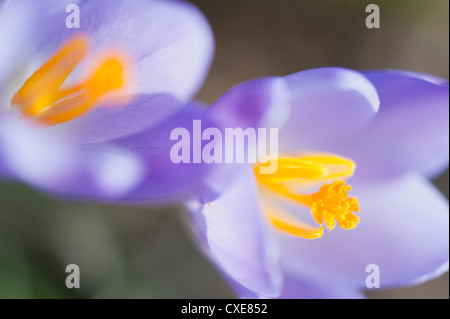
[0,0,215,202]
[187,67,449,298]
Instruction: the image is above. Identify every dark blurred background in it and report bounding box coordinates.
[0,0,448,298]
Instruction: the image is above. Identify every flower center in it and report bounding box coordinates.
[11,33,131,126]
[254,153,360,239]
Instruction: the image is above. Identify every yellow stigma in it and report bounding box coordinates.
[11,33,131,126]
[254,153,360,239]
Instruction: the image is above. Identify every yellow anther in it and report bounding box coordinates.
[255,153,360,239]
[309,180,360,231]
[11,33,131,126]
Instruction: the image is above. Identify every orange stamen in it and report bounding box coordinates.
[11,33,131,126]
[255,153,360,239]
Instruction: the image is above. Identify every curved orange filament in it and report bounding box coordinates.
[11,33,130,126]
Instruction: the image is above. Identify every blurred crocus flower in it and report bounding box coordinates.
[187,68,449,298]
[0,0,214,201]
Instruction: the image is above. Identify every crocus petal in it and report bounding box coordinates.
[0,113,11,177]
[225,276,267,299]
[0,112,144,200]
[24,0,214,99]
[0,0,40,92]
[208,77,290,129]
[279,272,365,299]
[107,102,221,202]
[340,70,449,181]
[279,67,380,152]
[278,173,449,290]
[47,94,186,144]
[0,2,28,85]
[186,165,282,297]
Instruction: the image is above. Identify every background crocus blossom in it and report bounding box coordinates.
[187,67,449,298]
[0,0,215,201]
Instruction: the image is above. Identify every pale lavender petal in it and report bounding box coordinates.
[208,77,290,129]
[225,276,266,299]
[341,70,449,181]
[279,67,380,152]
[278,173,449,290]
[47,94,186,144]
[25,0,214,99]
[0,112,144,200]
[279,272,365,299]
[1,101,220,202]
[109,103,219,202]
[0,1,36,87]
[0,113,10,177]
[186,165,282,297]
[0,0,54,101]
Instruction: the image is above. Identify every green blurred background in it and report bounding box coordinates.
[0,0,448,298]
